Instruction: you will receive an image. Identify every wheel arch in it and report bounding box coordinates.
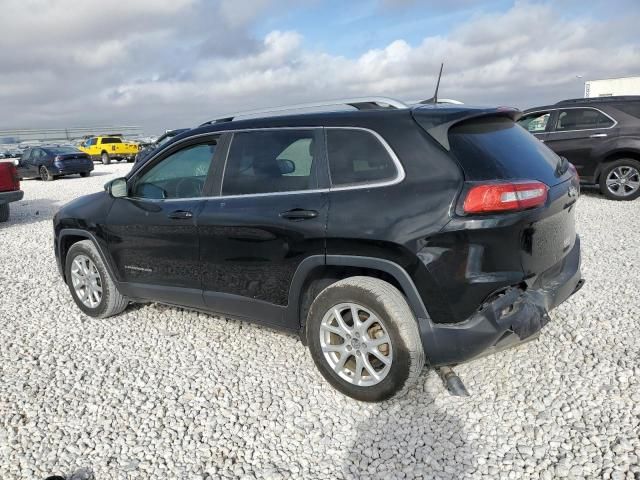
[57,229,118,283]
[595,149,640,181]
[287,255,431,338]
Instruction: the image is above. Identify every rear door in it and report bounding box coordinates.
[17,149,36,178]
[104,135,221,308]
[197,128,328,329]
[544,107,617,180]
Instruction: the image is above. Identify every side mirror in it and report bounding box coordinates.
[277,158,295,175]
[106,177,128,198]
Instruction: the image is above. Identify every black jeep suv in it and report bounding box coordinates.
[53,98,583,401]
[520,96,640,200]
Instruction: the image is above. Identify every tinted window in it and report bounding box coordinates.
[449,117,564,186]
[133,142,216,199]
[101,137,122,144]
[22,149,31,161]
[518,112,550,133]
[222,130,318,195]
[326,129,397,186]
[555,108,614,131]
[45,147,81,155]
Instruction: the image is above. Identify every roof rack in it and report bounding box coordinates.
[201,96,409,125]
[556,95,640,105]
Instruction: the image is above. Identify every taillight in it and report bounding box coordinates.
[462,181,548,214]
[0,163,20,191]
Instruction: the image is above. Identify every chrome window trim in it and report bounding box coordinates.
[524,107,618,134]
[128,126,404,202]
[325,126,405,191]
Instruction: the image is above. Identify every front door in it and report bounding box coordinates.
[544,107,617,180]
[104,136,221,307]
[198,128,328,328]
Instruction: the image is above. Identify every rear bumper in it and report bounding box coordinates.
[419,235,583,367]
[51,164,94,175]
[0,189,24,205]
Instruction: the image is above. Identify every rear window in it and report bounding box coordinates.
[101,137,122,144]
[44,147,81,155]
[326,129,398,187]
[448,117,563,186]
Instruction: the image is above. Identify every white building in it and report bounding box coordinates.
[584,76,640,98]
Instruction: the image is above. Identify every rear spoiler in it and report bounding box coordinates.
[412,105,521,151]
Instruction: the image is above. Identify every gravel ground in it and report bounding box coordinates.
[1,163,638,480]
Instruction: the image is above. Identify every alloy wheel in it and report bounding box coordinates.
[70,254,103,308]
[606,166,640,197]
[319,302,393,387]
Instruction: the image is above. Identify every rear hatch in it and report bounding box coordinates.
[414,106,579,276]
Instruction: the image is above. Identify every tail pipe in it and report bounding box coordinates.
[437,366,470,397]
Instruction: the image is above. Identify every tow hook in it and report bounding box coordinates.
[436,366,470,397]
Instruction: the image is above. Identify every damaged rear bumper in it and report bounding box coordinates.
[419,236,583,367]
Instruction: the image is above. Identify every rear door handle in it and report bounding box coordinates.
[168,210,193,220]
[280,208,319,220]
[589,133,607,138]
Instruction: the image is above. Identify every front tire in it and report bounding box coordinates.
[306,276,425,402]
[599,159,640,201]
[101,152,111,165]
[40,166,53,181]
[80,171,90,178]
[65,240,128,318]
[0,203,9,222]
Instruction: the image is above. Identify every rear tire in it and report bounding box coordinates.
[65,240,128,318]
[599,159,640,201]
[80,171,90,178]
[39,166,53,181]
[306,276,425,402]
[0,204,9,222]
[101,152,111,165]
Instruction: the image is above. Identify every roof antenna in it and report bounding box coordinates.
[420,62,444,104]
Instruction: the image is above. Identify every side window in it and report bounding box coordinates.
[222,130,318,195]
[22,150,31,162]
[555,108,614,131]
[326,129,398,187]
[132,142,216,199]
[518,112,550,133]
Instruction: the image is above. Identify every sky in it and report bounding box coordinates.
[1,0,639,134]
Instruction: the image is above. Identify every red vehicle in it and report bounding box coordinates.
[0,161,24,222]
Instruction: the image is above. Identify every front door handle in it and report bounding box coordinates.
[589,133,607,138]
[168,210,193,220]
[280,208,319,220]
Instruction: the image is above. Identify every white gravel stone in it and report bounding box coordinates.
[0,166,639,479]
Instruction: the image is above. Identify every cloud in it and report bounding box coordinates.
[0,1,639,133]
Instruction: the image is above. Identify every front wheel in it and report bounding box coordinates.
[306,276,425,402]
[599,159,640,200]
[101,152,111,165]
[65,240,129,318]
[80,171,90,178]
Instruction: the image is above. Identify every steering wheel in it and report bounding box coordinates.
[175,177,205,198]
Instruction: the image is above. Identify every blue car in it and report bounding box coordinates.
[18,146,94,181]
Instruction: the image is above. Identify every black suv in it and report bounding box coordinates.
[520,96,640,200]
[53,98,583,401]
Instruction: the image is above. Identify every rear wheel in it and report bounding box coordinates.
[306,276,424,402]
[101,152,110,165]
[0,204,9,222]
[65,240,128,318]
[39,166,53,181]
[599,159,640,200]
[80,171,90,178]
